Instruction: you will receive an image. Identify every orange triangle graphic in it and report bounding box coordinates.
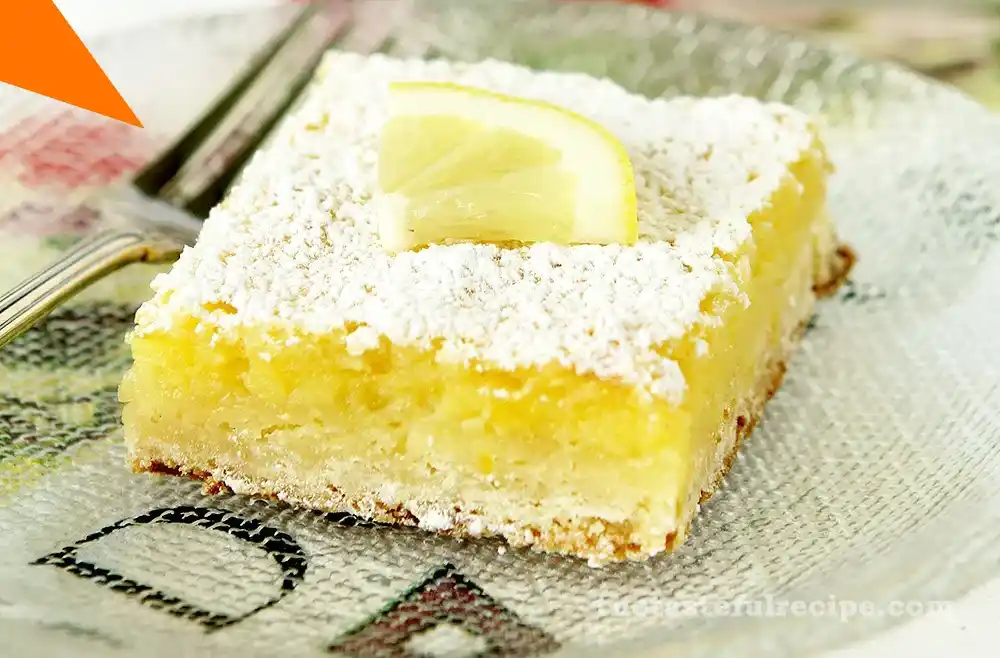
[0,0,142,127]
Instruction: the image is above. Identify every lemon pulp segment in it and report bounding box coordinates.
[375,82,637,252]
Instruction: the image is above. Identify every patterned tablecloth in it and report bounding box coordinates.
[2,2,998,657]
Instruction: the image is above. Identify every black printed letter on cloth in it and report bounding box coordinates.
[329,563,559,657]
[32,506,307,631]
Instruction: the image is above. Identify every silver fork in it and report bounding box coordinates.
[0,0,392,349]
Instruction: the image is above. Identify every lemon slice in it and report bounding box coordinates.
[375,82,638,253]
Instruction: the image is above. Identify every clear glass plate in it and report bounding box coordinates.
[1,1,999,657]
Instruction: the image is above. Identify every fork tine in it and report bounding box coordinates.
[159,3,403,220]
[0,2,400,348]
[131,1,325,199]
[157,1,355,218]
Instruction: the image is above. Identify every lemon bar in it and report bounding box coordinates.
[121,52,850,565]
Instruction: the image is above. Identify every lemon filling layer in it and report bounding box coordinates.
[121,52,843,564]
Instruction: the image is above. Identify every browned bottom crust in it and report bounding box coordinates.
[815,245,856,298]
[134,245,855,564]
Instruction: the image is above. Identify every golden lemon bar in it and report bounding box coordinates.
[121,52,850,565]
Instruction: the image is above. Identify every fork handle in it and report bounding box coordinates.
[0,231,179,349]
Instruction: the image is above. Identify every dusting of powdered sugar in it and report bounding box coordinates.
[133,52,815,401]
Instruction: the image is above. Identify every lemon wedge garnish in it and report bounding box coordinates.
[375,81,638,253]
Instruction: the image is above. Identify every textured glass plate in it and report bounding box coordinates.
[1,1,1000,657]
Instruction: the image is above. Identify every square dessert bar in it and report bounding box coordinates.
[121,52,850,564]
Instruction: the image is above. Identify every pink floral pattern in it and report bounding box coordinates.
[0,111,152,190]
[0,202,101,239]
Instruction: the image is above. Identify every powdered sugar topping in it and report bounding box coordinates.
[134,52,816,401]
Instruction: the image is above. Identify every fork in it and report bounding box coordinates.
[0,0,393,350]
